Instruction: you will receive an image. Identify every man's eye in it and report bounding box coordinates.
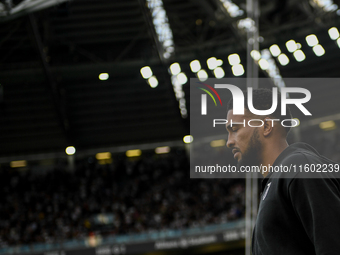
[231,128,238,132]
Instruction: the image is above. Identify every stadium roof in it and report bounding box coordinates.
[0,0,340,157]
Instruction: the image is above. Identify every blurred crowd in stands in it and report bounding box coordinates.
[0,148,244,247]
[2,127,339,248]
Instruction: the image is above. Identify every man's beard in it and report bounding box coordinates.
[237,129,262,168]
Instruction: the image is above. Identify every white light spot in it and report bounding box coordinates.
[231,64,245,76]
[66,146,76,155]
[190,60,201,73]
[286,40,297,53]
[328,27,340,40]
[99,73,109,81]
[177,72,188,85]
[277,54,289,66]
[170,62,181,75]
[140,66,153,79]
[269,44,281,57]
[258,59,269,70]
[207,57,218,70]
[148,76,158,88]
[305,34,319,47]
[183,135,193,143]
[293,50,306,62]
[313,44,325,56]
[213,67,225,78]
[197,69,208,81]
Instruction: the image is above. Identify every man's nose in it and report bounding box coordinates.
[226,135,234,148]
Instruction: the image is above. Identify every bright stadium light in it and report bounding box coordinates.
[228,53,241,66]
[337,38,340,48]
[286,40,297,53]
[96,152,112,160]
[232,64,245,76]
[190,60,201,73]
[146,0,175,59]
[328,27,340,40]
[260,49,286,88]
[183,135,193,143]
[155,146,171,154]
[197,69,208,81]
[250,50,261,61]
[99,73,109,81]
[305,34,319,47]
[210,139,226,147]
[140,66,153,79]
[177,72,188,85]
[313,44,325,56]
[293,50,306,62]
[277,53,290,66]
[126,149,142,157]
[10,160,27,168]
[207,57,218,70]
[213,67,225,78]
[311,0,338,12]
[319,120,336,131]
[170,62,181,75]
[258,59,269,70]
[148,76,158,88]
[220,0,244,17]
[269,44,281,57]
[216,59,223,66]
[65,146,76,155]
[293,118,300,127]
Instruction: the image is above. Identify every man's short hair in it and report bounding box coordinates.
[227,88,293,134]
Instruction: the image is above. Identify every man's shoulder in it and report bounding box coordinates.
[279,142,330,165]
[281,151,317,165]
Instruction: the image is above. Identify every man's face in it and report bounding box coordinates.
[226,109,262,167]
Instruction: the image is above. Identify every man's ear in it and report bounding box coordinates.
[263,117,274,137]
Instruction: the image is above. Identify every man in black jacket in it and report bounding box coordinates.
[226,88,340,255]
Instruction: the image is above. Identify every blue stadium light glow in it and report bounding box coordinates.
[219,0,244,17]
[311,0,338,12]
[146,0,175,59]
[260,49,286,88]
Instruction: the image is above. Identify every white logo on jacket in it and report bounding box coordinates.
[262,182,272,200]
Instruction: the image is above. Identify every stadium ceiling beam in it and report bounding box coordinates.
[0,0,70,22]
[28,14,71,143]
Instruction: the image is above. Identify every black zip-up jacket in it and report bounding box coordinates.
[252,142,340,255]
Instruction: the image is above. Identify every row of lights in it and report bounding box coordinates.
[139,54,246,90]
[306,34,325,56]
[0,138,242,168]
[228,54,245,76]
[146,0,175,59]
[140,66,159,88]
[126,146,171,157]
[9,120,335,168]
[255,27,339,69]
[311,0,338,12]
[328,27,340,46]
[220,0,244,18]
[169,62,188,118]
[259,49,286,88]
